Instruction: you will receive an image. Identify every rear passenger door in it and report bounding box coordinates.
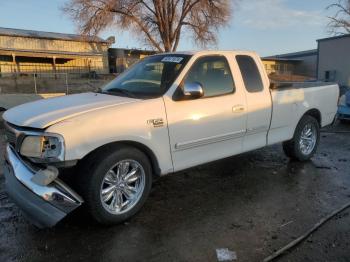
[236,55,272,151]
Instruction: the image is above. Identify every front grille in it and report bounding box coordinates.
[4,124,17,147]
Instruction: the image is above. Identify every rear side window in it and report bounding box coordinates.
[236,55,264,93]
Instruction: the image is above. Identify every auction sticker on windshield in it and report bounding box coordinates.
[161,57,184,63]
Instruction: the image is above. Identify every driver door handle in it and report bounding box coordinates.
[232,105,245,113]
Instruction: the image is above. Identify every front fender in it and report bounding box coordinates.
[46,97,173,175]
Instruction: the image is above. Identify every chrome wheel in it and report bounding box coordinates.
[299,123,317,155]
[100,160,145,215]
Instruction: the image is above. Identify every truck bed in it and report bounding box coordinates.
[270,81,336,90]
[268,83,339,145]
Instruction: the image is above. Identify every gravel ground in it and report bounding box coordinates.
[0,123,349,262]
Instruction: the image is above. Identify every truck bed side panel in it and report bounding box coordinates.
[268,84,339,145]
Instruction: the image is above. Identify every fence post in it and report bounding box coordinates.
[65,73,69,95]
[33,73,37,94]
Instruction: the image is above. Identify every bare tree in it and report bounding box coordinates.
[327,0,350,35]
[63,0,233,52]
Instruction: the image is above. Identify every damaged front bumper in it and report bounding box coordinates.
[4,145,83,228]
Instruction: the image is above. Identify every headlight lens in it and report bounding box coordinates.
[20,135,64,162]
[339,95,346,106]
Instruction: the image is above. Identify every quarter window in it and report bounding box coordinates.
[236,55,264,93]
[184,56,235,97]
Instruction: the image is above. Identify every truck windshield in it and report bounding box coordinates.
[101,54,191,99]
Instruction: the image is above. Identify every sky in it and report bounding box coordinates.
[0,0,337,56]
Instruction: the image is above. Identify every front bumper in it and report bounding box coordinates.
[338,105,350,120]
[4,145,83,228]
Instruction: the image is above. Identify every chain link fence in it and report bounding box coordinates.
[0,72,116,94]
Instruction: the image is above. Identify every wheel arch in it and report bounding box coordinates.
[303,108,322,126]
[283,108,321,161]
[78,141,162,177]
[288,108,322,142]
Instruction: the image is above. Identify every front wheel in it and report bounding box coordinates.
[78,146,152,225]
[283,115,320,161]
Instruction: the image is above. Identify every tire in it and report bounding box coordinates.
[283,115,320,161]
[78,145,152,225]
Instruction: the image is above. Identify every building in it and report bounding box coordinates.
[317,34,350,88]
[0,27,114,75]
[262,49,318,79]
[108,48,156,73]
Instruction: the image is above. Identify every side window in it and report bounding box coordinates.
[184,56,235,97]
[236,55,264,93]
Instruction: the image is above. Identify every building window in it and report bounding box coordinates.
[325,70,336,82]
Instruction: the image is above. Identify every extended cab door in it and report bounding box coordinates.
[235,55,272,152]
[163,55,247,172]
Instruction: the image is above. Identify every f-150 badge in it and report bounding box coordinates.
[147,118,164,127]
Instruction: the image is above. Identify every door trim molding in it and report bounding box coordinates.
[246,125,269,135]
[174,130,246,151]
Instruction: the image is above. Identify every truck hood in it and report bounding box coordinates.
[3,92,139,129]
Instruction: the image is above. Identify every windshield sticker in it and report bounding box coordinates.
[161,57,183,63]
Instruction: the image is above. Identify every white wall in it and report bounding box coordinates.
[318,36,350,88]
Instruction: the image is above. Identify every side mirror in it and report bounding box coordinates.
[183,82,204,99]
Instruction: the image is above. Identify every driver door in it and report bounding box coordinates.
[164,55,247,171]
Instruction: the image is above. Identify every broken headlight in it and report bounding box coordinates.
[20,134,64,163]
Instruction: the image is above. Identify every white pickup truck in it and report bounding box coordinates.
[3,51,339,227]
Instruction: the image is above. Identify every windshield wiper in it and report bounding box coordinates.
[99,88,137,98]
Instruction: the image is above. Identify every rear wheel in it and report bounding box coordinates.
[78,146,152,225]
[283,115,320,161]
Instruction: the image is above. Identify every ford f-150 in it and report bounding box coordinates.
[2,51,339,227]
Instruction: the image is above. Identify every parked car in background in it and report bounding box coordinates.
[338,90,350,122]
[3,51,339,228]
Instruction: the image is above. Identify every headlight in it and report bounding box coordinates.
[20,135,64,162]
[339,95,346,106]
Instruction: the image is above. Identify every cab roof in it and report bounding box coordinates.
[159,50,260,57]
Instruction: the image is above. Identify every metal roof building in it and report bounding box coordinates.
[108,48,157,73]
[262,49,318,79]
[317,34,350,88]
[0,27,114,74]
